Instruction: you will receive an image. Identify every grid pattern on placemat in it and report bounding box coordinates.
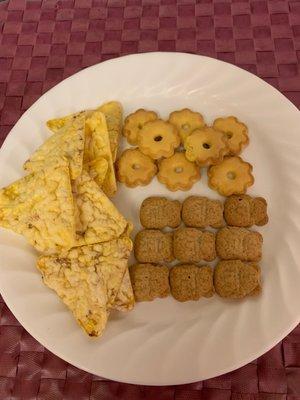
[0,0,300,399]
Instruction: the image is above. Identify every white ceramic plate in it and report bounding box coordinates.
[0,53,300,386]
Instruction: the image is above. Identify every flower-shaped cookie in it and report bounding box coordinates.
[123,109,158,145]
[213,116,249,155]
[168,108,205,143]
[208,156,254,196]
[184,127,228,166]
[157,152,200,191]
[138,119,180,160]
[116,148,157,188]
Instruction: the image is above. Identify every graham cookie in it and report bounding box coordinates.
[123,109,158,145]
[213,116,249,155]
[140,197,182,229]
[137,119,180,159]
[129,264,170,302]
[134,229,174,263]
[168,108,205,143]
[173,227,216,263]
[224,195,268,227]
[214,260,261,299]
[184,127,228,166]
[157,152,200,191]
[216,227,263,262]
[208,156,254,196]
[116,148,157,188]
[170,264,214,302]
[182,196,224,228]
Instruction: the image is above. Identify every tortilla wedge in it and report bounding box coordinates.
[0,158,75,253]
[37,236,132,337]
[24,113,85,180]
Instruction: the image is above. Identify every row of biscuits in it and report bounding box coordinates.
[130,261,261,302]
[140,195,268,230]
[135,227,263,264]
[117,108,254,195]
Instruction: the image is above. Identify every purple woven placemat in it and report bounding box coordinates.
[0,0,300,399]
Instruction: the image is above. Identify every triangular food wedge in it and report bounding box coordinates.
[24,113,85,180]
[111,268,135,311]
[98,101,123,162]
[85,111,117,196]
[37,237,132,337]
[0,158,75,253]
[72,171,127,246]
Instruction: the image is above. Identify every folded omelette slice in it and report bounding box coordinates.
[84,111,117,197]
[0,158,75,253]
[111,268,135,312]
[98,101,123,162]
[37,236,132,337]
[72,171,127,246]
[24,113,85,180]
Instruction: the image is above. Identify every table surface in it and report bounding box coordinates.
[0,0,300,399]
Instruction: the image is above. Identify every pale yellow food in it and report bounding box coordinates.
[85,111,117,197]
[46,111,87,133]
[123,109,158,145]
[112,269,135,311]
[157,152,200,191]
[184,127,228,166]
[0,158,75,253]
[37,237,132,337]
[98,101,123,161]
[72,171,127,246]
[138,119,180,160]
[46,101,122,161]
[213,116,249,155]
[24,113,85,180]
[208,156,254,196]
[168,108,205,143]
[84,157,108,186]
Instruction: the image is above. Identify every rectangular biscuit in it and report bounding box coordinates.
[140,197,182,229]
[134,229,174,263]
[182,196,224,228]
[129,264,170,302]
[170,264,214,302]
[216,227,262,262]
[173,227,216,263]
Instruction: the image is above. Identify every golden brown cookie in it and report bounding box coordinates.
[214,260,261,299]
[168,108,205,143]
[137,119,180,159]
[157,152,200,191]
[216,227,263,262]
[123,109,158,145]
[134,229,174,263]
[182,196,224,228]
[208,156,254,196]
[184,127,228,166]
[173,228,216,263]
[140,197,182,229]
[116,148,157,188]
[129,264,170,302]
[224,195,268,227]
[170,264,214,302]
[213,116,249,155]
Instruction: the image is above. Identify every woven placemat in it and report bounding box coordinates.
[0,0,300,399]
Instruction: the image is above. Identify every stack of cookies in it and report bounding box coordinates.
[116,108,254,196]
[130,195,268,302]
